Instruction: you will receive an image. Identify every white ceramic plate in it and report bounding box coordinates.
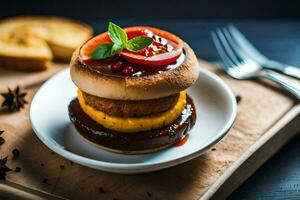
[30,68,236,174]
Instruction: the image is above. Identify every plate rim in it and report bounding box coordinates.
[30,67,237,171]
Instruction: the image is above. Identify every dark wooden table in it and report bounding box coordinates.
[86,19,300,199]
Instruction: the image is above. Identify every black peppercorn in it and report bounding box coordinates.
[43,178,48,183]
[12,149,20,158]
[235,95,242,103]
[15,167,21,172]
[146,192,152,197]
[98,187,105,193]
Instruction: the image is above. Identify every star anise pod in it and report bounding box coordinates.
[1,86,28,112]
[0,156,12,180]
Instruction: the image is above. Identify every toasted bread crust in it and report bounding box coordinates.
[70,42,199,100]
[0,15,93,71]
[0,54,50,71]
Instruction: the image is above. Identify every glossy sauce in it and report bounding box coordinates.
[81,52,185,77]
[68,95,196,152]
[173,135,189,147]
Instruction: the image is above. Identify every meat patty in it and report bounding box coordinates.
[81,91,180,117]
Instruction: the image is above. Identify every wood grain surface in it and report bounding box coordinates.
[0,60,298,200]
[0,63,66,92]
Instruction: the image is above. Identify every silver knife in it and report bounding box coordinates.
[228,24,300,79]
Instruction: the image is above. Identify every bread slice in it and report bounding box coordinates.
[0,16,93,71]
[0,25,53,71]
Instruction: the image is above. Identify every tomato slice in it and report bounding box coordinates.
[80,32,111,61]
[80,26,184,67]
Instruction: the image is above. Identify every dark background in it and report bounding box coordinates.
[1,0,300,20]
[1,0,300,199]
[3,0,300,64]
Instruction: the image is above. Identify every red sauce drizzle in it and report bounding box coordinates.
[173,135,189,147]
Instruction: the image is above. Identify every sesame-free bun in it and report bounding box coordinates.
[70,42,199,100]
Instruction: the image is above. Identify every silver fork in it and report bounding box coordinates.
[211,28,300,100]
[227,25,300,79]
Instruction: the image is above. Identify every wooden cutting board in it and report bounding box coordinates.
[0,60,299,200]
[0,63,66,92]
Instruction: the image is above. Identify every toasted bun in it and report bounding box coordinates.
[70,42,199,100]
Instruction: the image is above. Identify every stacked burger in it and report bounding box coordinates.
[68,23,199,154]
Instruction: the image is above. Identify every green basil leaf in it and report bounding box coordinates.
[111,43,123,55]
[90,43,117,59]
[108,22,127,46]
[126,36,153,52]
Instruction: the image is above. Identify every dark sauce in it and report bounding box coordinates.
[68,95,196,153]
[173,135,189,147]
[80,53,185,78]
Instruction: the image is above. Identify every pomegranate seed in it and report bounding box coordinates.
[144,46,154,56]
[111,61,123,72]
[122,66,134,76]
[105,55,119,62]
[152,41,161,46]
[138,48,147,56]
[147,50,154,57]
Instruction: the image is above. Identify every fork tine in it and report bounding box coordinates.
[215,28,240,66]
[211,31,234,69]
[222,27,248,62]
[227,24,268,62]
